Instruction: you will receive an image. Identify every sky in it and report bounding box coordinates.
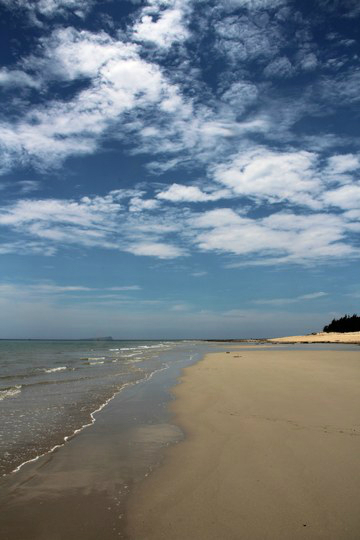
[0,0,359,339]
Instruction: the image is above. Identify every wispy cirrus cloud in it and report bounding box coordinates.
[0,282,141,297]
[191,208,358,264]
[0,190,185,259]
[253,291,328,305]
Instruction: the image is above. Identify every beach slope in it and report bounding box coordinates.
[127,349,360,539]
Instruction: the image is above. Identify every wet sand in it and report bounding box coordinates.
[127,349,360,539]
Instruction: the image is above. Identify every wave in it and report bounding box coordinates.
[0,385,22,400]
[43,366,67,374]
[119,344,168,351]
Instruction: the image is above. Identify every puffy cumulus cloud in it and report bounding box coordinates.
[156,183,230,202]
[190,208,357,263]
[128,196,159,212]
[32,27,136,81]
[323,185,360,210]
[326,154,360,175]
[132,0,191,49]
[213,148,322,208]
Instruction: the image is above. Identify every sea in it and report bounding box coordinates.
[0,339,201,477]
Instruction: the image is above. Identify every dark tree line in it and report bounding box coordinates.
[323,314,360,333]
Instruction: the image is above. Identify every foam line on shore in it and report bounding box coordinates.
[5,362,171,478]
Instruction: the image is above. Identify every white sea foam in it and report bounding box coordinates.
[7,362,171,477]
[44,366,67,373]
[0,385,22,400]
[120,344,168,352]
[87,357,106,365]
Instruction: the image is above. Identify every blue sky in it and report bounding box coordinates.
[0,0,359,338]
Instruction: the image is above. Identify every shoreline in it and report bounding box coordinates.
[0,342,213,540]
[127,346,360,539]
[1,358,170,478]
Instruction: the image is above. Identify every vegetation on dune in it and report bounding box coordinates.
[323,314,360,333]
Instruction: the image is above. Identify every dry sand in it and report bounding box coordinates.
[268,331,360,344]
[127,349,360,540]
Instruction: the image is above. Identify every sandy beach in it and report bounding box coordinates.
[268,331,360,344]
[127,348,360,539]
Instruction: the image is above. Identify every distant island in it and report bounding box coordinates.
[323,314,360,333]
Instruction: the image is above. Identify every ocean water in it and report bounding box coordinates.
[0,339,187,476]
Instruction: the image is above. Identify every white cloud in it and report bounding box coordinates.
[319,68,360,104]
[263,56,294,78]
[133,1,190,49]
[156,183,230,202]
[191,208,357,263]
[0,191,184,259]
[215,14,283,65]
[0,178,359,266]
[299,52,318,71]
[36,0,93,17]
[326,154,360,175]
[220,81,259,115]
[129,196,159,213]
[253,291,328,305]
[0,0,95,22]
[17,180,41,194]
[221,0,286,10]
[0,68,40,89]
[0,28,181,169]
[125,241,185,259]
[0,282,141,297]
[170,303,190,311]
[323,185,360,210]
[213,148,322,208]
